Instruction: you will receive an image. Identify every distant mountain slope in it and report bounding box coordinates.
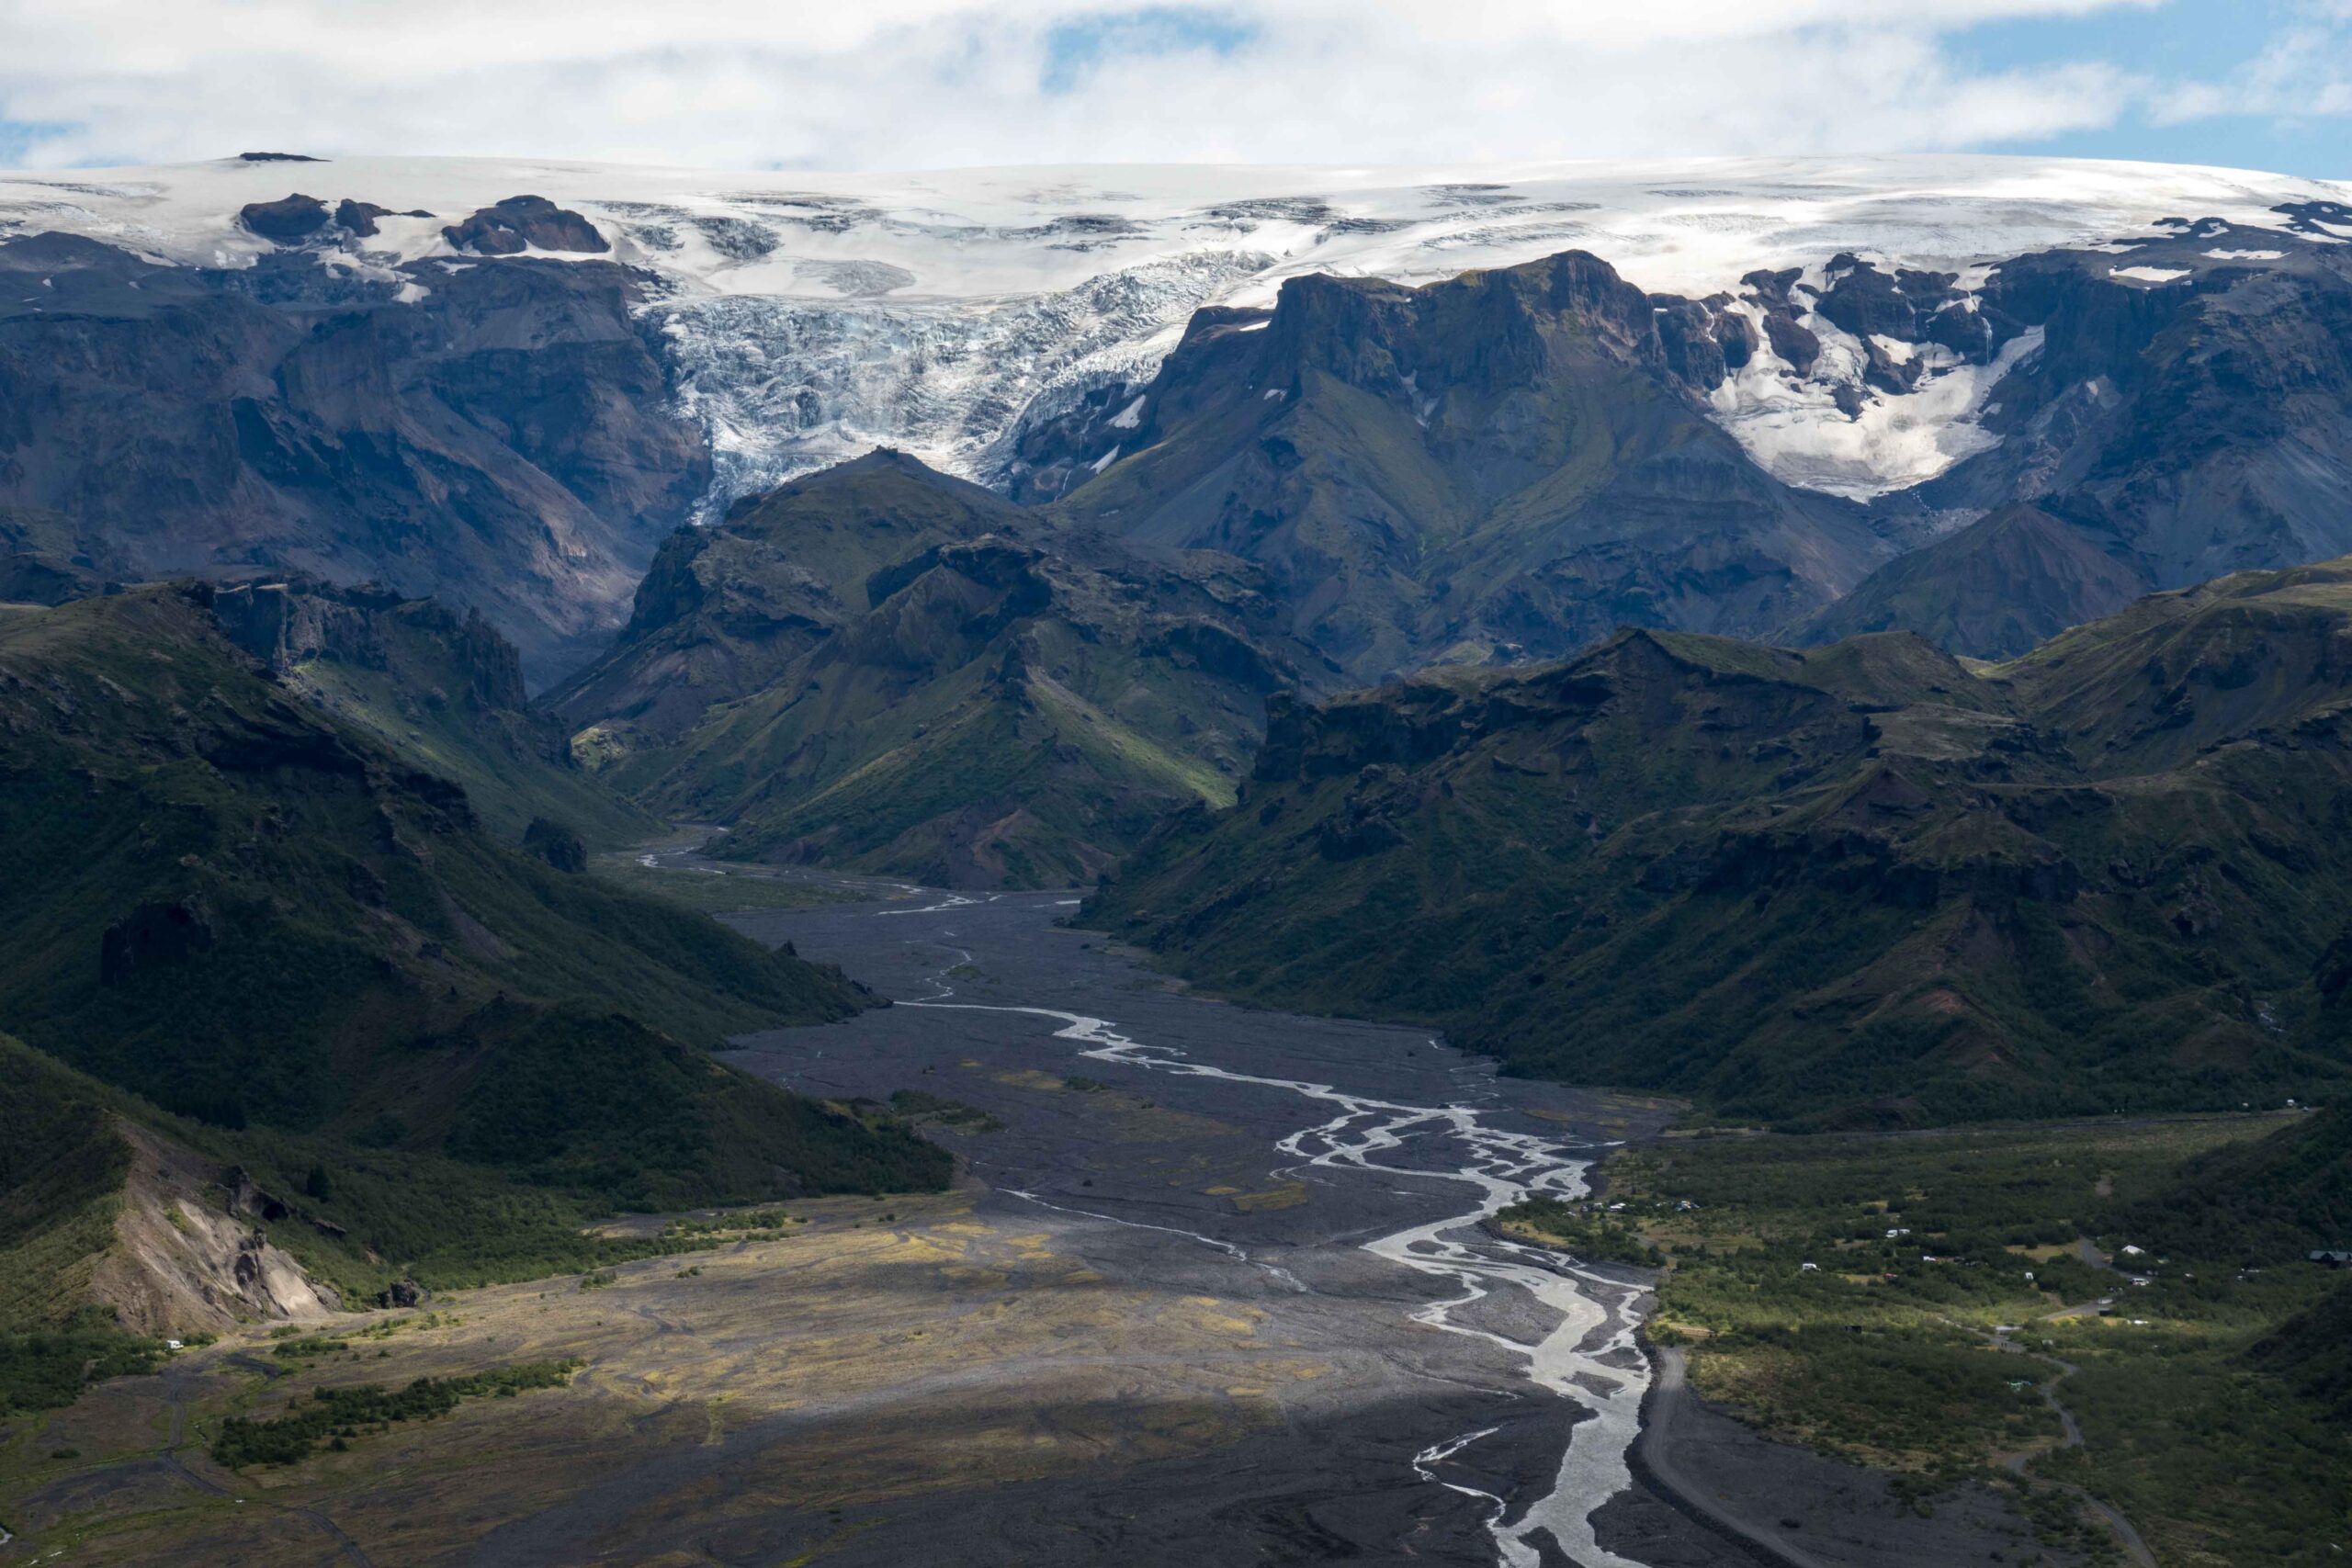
[1039,252,1886,682]
[0,505,113,605]
[0,586,943,1206]
[1794,503,2151,658]
[1090,559,2352,1126]
[548,450,1035,750]
[1784,220,2352,655]
[0,232,707,680]
[559,452,1310,888]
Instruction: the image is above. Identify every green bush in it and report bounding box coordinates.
[210,1359,582,1469]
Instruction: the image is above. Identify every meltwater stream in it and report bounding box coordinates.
[904,995,1657,1568]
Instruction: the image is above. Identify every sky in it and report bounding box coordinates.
[0,0,2345,177]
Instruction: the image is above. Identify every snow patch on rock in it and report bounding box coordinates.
[1712,313,2045,499]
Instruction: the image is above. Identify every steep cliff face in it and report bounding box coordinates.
[1040,252,1886,683]
[0,231,707,682]
[1091,559,2352,1126]
[209,576,654,843]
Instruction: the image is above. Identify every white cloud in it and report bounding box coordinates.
[2149,8,2352,126]
[0,0,2228,172]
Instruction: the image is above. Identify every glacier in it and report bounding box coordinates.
[4,152,2345,511]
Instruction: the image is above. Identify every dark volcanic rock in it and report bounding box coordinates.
[211,577,529,712]
[377,1279,426,1308]
[334,198,394,237]
[522,816,588,873]
[443,196,609,255]
[238,152,322,164]
[99,897,217,985]
[203,576,639,843]
[1760,308,1821,376]
[1712,308,1758,369]
[224,1168,294,1222]
[239,193,333,243]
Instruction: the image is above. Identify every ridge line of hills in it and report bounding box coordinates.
[1088,556,2352,1129]
[0,581,946,1375]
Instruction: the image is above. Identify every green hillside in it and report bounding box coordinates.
[210,577,655,847]
[555,452,1300,888]
[1091,559,2352,1126]
[0,585,948,1308]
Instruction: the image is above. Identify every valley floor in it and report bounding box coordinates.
[0,863,2145,1567]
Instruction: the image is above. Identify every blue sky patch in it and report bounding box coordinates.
[1041,6,1259,96]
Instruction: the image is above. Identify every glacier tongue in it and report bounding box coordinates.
[654,250,1270,517]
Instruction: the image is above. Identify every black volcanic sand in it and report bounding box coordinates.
[492,867,2070,1568]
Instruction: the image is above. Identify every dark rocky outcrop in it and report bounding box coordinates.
[223,1167,294,1224]
[99,898,217,986]
[334,198,393,237]
[212,577,527,712]
[239,193,333,243]
[209,576,646,843]
[442,196,608,255]
[522,816,587,873]
[376,1279,427,1309]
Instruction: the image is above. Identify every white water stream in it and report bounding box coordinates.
[904,996,1657,1568]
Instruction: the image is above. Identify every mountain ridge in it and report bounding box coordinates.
[8,154,2350,682]
[1088,557,2352,1126]
[555,450,1313,887]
